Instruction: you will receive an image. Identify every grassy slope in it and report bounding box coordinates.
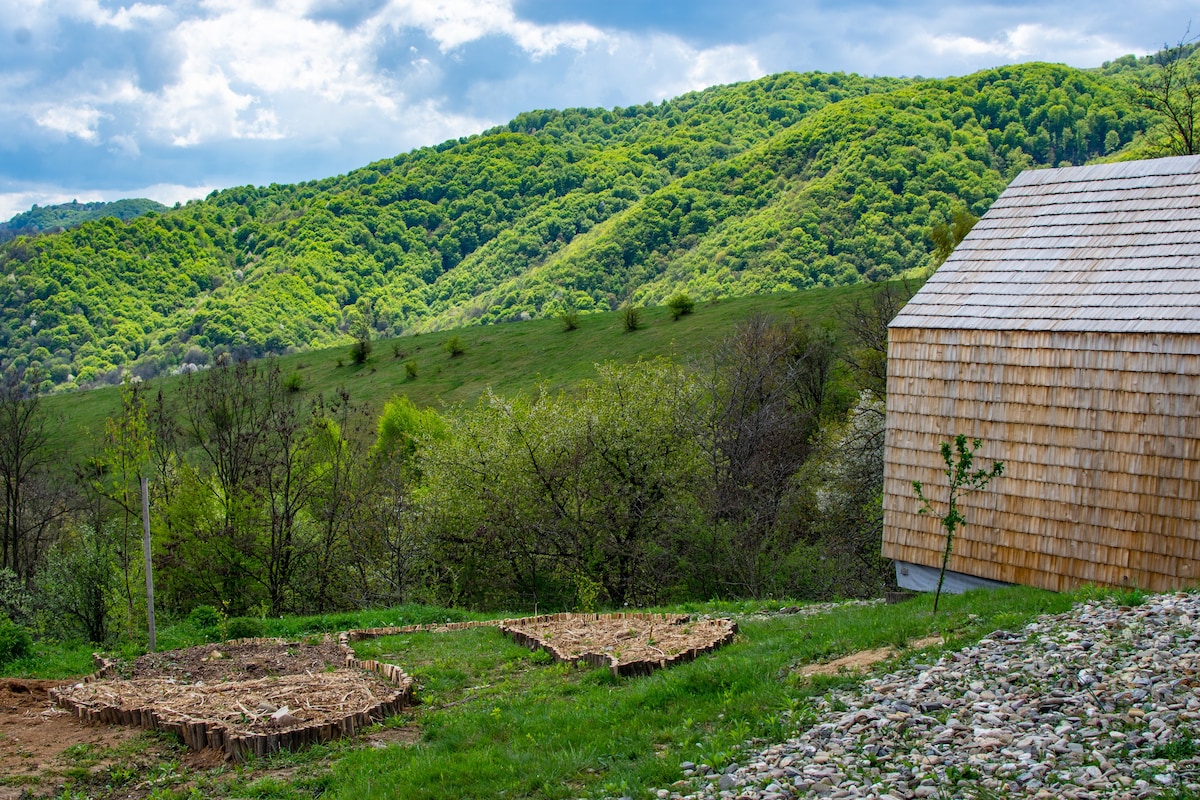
[43,282,877,458]
[4,587,1101,799]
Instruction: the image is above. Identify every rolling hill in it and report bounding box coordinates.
[0,58,1167,391]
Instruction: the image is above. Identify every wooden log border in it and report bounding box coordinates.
[495,613,739,678]
[50,637,415,763]
[50,613,737,760]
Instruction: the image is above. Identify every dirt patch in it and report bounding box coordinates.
[0,679,141,789]
[128,638,348,683]
[500,613,737,676]
[797,635,943,678]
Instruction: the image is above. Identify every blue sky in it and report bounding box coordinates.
[0,0,1191,220]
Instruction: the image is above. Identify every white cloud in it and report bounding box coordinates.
[34,104,106,141]
[674,42,765,97]
[924,23,1146,68]
[375,0,607,56]
[0,0,1190,220]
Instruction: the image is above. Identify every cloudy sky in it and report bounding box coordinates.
[0,0,1191,220]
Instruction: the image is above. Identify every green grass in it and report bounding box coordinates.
[8,585,1143,799]
[40,283,880,460]
[329,586,1077,800]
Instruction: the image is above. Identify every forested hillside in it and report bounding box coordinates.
[0,60,1164,390]
[0,198,166,244]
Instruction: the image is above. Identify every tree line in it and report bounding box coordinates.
[0,288,905,648]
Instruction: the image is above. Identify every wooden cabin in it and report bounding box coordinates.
[882,154,1200,593]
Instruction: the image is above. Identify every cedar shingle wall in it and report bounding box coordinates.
[882,327,1200,592]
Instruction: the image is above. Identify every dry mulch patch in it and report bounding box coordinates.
[795,635,944,678]
[51,639,413,761]
[499,613,738,676]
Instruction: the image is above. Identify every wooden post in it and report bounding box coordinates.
[141,476,156,653]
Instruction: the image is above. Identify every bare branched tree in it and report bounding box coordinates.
[1136,30,1200,156]
[839,280,918,398]
[0,367,69,582]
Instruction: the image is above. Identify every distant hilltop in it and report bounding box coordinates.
[0,198,168,244]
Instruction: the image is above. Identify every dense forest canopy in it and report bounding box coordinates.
[0,199,168,245]
[0,55,1182,392]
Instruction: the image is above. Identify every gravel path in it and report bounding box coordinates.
[647,592,1200,800]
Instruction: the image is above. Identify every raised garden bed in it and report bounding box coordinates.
[499,613,738,677]
[51,637,413,762]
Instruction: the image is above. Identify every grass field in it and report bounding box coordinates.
[3,586,1098,800]
[40,283,882,459]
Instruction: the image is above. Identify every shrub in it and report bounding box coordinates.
[284,371,303,393]
[621,306,642,332]
[225,616,266,640]
[444,336,466,357]
[187,605,222,629]
[0,614,32,666]
[405,360,419,379]
[187,605,223,641]
[350,336,372,365]
[558,310,580,332]
[666,292,694,320]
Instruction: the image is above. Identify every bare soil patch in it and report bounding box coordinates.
[500,613,738,676]
[128,638,347,683]
[0,679,142,793]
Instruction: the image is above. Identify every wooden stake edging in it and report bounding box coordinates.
[50,612,738,761]
[496,613,738,678]
[50,637,415,763]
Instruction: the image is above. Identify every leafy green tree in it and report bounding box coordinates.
[929,208,979,267]
[420,359,704,608]
[37,525,118,644]
[93,378,152,637]
[666,292,694,320]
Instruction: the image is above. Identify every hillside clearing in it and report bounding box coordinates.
[2,588,1111,798]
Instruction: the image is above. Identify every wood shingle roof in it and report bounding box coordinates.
[890,154,1200,334]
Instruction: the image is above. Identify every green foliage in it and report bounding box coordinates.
[0,62,1155,389]
[36,525,119,644]
[185,605,222,640]
[349,337,371,365]
[0,198,167,244]
[404,359,419,379]
[621,306,643,331]
[374,395,448,461]
[666,292,694,320]
[0,613,32,665]
[1133,37,1200,155]
[912,435,1004,612]
[444,335,466,357]
[421,359,705,608]
[0,567,32,626]
[557,310,580,331]
[929,207,979,266]
[225,616,266,640]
